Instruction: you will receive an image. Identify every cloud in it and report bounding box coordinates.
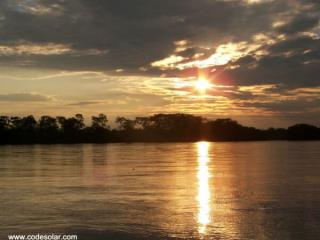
[7,0,64,16]
[237,98,320,113]
[0,42,108,56]
[0,0,293,71]
[66,101,102,106]
[151,55,185,70]
[65,100,127,106]
[276,15,319,35]
[221,35,320,89]
[0,43,71,56]
[0,0,319,126]
[0,93,53,101]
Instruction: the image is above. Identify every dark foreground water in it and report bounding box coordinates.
[1,141,320,240]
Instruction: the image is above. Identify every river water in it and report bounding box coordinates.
[1,141,320,239]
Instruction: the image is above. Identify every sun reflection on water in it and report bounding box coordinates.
[197,141,211,234]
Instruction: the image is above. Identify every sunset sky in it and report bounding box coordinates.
[0,0,319,128]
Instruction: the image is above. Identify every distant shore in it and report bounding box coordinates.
[1,113,319,144]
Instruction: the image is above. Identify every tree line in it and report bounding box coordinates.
[0,113,319,144]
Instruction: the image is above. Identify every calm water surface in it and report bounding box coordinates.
[1,142,320,239]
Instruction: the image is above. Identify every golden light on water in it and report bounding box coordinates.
[197,141,211,234]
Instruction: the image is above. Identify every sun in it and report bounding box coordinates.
[195,79,212,92]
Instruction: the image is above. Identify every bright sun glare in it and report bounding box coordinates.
[195,79,212,92]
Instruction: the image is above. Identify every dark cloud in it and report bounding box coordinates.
[66,101,101,106]
[0,93,52,101]
[0,0,291,71]
[0,0,319,123]
[268,36,319,54]
[237,98,320,113]
[218,35,320,89]
[276,15,319,35]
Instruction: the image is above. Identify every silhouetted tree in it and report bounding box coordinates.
[59,115,84,132]
[0,116,10,130]
[8,115,37,143]
[209,118,265,141]
[39,116,59,142]
[86,114,110,142]
[287,124,320,140]
[0,116,10,144]
[92,114,108,129]
[21,115,37,130]
[0,113,319,144]
[75,114,85,129]
[266,127,287,140]
[10,117,22,129]
[39,116,58,130]
[116,117,135,131]
[56,116,66,129]
[56,114,85,142]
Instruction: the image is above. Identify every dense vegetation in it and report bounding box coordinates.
[0,113,319,144]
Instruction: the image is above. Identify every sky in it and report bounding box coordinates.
[0,0,319,128]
